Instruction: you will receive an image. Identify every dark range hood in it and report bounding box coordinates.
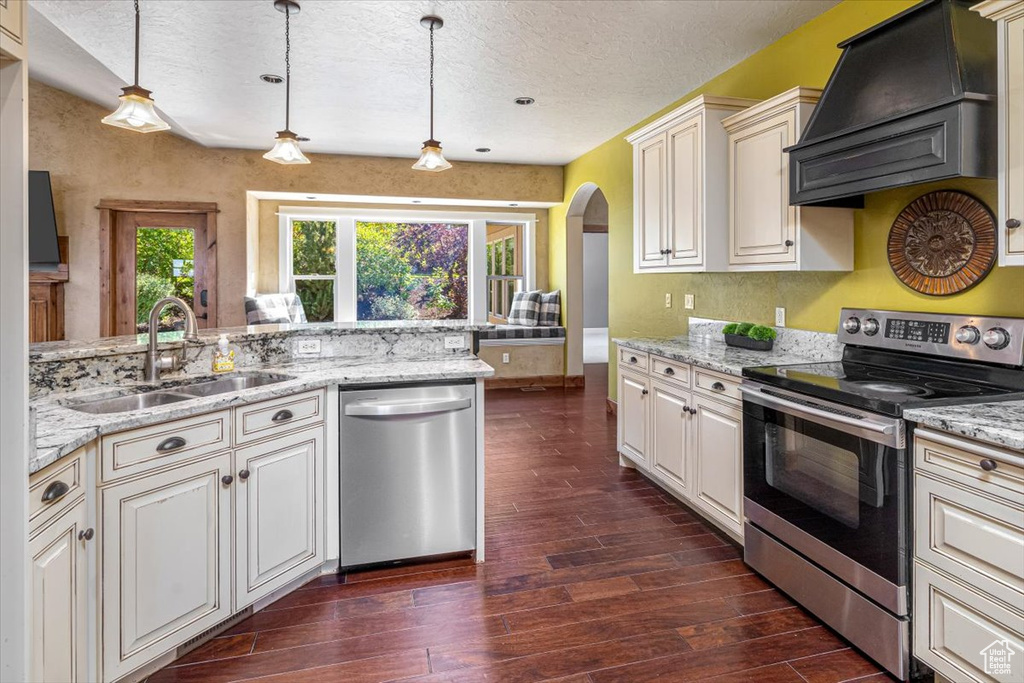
[787,0,997,207]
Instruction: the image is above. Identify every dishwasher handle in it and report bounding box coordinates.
[345,397,473,417]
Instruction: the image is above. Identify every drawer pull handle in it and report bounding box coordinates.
[156,436,187,453]
[979,458,998,472]
[238,469,251,480]
[664,367,675,376]
[271,409,294,423]
[41,480,70,505]
[629,356,638,364]
[711,381,726,391]
[78,528,94,542]
[221,475,234,486]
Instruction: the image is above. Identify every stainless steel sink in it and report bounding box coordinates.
[173,373,295,397]
[65,373,296,414]
[67,391,194,414]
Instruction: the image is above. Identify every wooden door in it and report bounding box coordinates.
[617,369,649,467]
[30,498,88,683]
[101,453,232,681]
[667,114,703,267]
[692,394,743,536]
[636,135,668,269]
[97,200,218,337]
[234,427,324,609]
[728,109,798,266]
[651,381,690,495]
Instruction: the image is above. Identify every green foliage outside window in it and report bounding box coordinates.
[135,228,195,329]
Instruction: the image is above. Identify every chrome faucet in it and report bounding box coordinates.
[144,296,200,381]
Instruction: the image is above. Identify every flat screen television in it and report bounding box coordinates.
[29,170,61,271]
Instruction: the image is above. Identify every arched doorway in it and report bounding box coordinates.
[564,182,609,379]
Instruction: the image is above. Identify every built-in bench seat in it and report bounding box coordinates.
[478,325,565,345]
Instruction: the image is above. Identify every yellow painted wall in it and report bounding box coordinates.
[548,0,1024,399]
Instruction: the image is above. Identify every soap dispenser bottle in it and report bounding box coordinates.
[212,334,236,373]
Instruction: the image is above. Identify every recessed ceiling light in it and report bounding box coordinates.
[296,136,310,142]
[475,147,491,153]
[306,196,317,199]
[412,200,423,204]
[509,203,519,207]
[514,97,535,106]
[260,74,284,84]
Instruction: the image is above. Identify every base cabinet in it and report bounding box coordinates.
[691,394,744,533]
[651,381,690,495]
[101,453,233,682]
[617,369,650,467]
[30,497,89,683]
[235,427,325,609]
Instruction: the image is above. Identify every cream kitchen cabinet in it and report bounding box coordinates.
[691,393,744,536]
[30,497,90,683]
[650,380,691,495]
[235,426,325,609]
[100,452,234,682]
[627,95,757,273]
[722,87,854,271]
[913,427,1024,683]
[617,368,650,468]
[0,0,26,57]
[975,0,1024,266]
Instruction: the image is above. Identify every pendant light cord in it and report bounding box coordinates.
[285,7,291,131]
[429,20,435,141]
[133,0,140,86]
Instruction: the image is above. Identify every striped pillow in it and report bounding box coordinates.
[507,290,542,326]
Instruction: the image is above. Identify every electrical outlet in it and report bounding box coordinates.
[502,352,510,364]
[444,335,466,350]
[665,293,672,308]
[775,307,786,327]
[684,294,695,310]
[295,339,321,355]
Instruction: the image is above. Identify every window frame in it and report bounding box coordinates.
[278,207,536,323]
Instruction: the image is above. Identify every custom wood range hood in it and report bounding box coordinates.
[787,0,997,207]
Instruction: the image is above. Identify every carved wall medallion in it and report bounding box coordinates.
[887,191,996,296]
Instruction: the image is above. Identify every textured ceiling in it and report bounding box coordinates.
[29,0,838,165]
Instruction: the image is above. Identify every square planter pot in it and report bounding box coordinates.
[724,333,774,351]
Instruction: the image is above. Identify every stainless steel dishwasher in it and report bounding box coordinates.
[340,382,476,568]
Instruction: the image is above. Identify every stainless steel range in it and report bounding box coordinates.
[739,309,1024,681]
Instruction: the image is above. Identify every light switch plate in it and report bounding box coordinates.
[665,293,672,308]
[295,339,321,355]
[445,335,466,349]
[684,294,694,310]
[775,307,786,327]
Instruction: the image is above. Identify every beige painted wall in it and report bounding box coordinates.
[478,345,564,378]
[255,199,548,295]
[28,81,562,340]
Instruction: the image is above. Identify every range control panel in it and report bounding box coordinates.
[837,308,1024,367]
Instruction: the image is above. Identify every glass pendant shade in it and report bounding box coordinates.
[412,140,452,172]
[102,87,171,133]
[263,130,310,165]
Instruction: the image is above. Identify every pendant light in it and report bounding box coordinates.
[101,0,171,133]
[264,0,310,165]
[412,16,452,172]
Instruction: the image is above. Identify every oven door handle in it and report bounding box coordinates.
[739,385,903,447]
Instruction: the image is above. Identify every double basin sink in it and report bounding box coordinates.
[66,372,296,414]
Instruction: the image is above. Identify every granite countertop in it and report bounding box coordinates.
[30,355,494,474]
[613,335,838,377]
[904,401,1024,451]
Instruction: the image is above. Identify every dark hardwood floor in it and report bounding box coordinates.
[150,364,892,683]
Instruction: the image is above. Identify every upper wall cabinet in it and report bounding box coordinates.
[723,87,854,271]
[627,95,758,273]
[0,0,26,58]
[975,0,1024,266]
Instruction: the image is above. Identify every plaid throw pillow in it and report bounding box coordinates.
[538,290,561,326]
[507,290,541,326]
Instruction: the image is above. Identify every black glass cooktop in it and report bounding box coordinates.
[743,348,1024,416]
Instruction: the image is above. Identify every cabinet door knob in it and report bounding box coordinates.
[664,367,674,376]
[156,436,187,453]
[784,239,794,247]
[979,458,998,472]
[641,388,649,396]
[41,480,70,505]
[271,409,294,423]
[238,469,251,480]
[221,474,234,486]
[1007,218,1021,229]
[78,528,94,542]
[686,406,697,415]
[711,381,726,391]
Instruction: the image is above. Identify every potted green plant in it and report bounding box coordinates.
[723,322,777,351]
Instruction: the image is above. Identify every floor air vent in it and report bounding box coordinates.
[520,387,547,392]
[176,607,253,658]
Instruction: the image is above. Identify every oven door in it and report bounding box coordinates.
[740,382,909,615]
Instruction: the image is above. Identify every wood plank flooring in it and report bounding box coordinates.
[150,364,893,683]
